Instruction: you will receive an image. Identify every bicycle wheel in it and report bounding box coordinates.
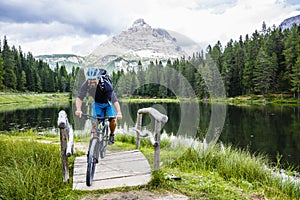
[100,124,108,159]
[86,138,98,186]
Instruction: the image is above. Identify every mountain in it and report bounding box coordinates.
[279,14,300,30]
[35,54,85,73]
[86,19,201,72]
[37,19,203,73]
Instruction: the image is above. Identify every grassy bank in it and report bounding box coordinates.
[0,92,299,107]
[227,94,300,106]
[0,131,299,199]
[119,94,299,105]
[0,93,70,111]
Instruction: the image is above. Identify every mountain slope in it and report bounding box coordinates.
[279,14,300,30]
[35,54,85,73]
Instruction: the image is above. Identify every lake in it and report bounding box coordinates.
[0,101,299,167]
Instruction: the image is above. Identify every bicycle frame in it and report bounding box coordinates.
[81,114,114,186]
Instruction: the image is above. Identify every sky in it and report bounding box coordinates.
[0,0,300,56]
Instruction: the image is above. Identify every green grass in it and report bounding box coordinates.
[0,137,74,199]
[144,146,300,199]
[0,93,70,111]
[0,131,299,199]
[227,94,300,106]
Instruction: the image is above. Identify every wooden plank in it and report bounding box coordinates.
[72,150,152,190]
[73,174,152,191]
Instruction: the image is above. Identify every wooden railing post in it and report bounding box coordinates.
[135,107,168,170]
[59,126,69,182]
[57,110,74,183]
[154,120,161,170]
[136,113,142,149]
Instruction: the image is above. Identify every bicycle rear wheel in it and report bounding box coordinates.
[100,124,109,159]
[86,138,98,186]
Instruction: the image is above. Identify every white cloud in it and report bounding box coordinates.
[0,0,299,56]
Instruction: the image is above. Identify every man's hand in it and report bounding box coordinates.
[75,110,83,118]
[116,112,122,120]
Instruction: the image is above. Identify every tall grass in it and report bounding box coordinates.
[0,139,73,199]
[166,144,300,199]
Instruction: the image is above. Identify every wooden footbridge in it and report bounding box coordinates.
[58,108,168,191]
[72,150,151,190]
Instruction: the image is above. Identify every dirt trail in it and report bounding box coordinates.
[81,191,188,200]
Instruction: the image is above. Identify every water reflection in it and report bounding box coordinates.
[0,103,71,132]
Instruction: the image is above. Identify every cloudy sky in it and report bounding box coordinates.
[0,0,299,56]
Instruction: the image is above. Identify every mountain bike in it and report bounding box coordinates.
[81,114,115,186]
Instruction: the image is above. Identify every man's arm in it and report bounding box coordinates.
[110,91,122,120]
[75,97,83,117]
[113,101,122,120]
[75,80,88,118]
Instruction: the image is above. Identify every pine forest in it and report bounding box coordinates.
[1,22,300,99]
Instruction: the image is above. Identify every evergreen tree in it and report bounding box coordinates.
[221,39,235,96]
[136,60,145,95]
[20,70,27,91]
[73,67,85,97]
[158,68,167,98]
[210,41,223,72]
[283,24,300,94]
[290,55,300,99]
[253,45,273,97]
[26,52,35,91]
[12,46,22,91]
[0,53,4,90]
[2,36,17,90]
[242,32,261,94]
[232,36,245,96]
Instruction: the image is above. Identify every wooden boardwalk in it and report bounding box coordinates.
[72,150,152,190]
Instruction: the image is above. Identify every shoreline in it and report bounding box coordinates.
[0,92,299,106]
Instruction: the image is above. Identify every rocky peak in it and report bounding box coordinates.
[128,18,151,32]
[89,19,186,60]
[132,18,148,27]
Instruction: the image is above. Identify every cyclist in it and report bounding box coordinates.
[75,67,122,144]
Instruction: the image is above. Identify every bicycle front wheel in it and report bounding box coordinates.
[86,138,98,186]
[100,124,109,159]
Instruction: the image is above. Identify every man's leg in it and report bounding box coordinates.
[107,119,115,144]
[106,102,117,144]
[109,119,116,134]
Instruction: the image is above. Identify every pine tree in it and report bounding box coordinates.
[253,45,273,97]
[136,60,145,95]
[26,52,35,91]
[221,39,234,96]
[0,53,4,90]
[290,55,300,99]
[283,24,300,92]
[2,36,17,90]
[242,32,261,94]
[20,70,27,91]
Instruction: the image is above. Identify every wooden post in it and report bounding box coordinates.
[154,120,161,170]
[136,113,142,149]
[59,128,69,182]
[136,107,168,170]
